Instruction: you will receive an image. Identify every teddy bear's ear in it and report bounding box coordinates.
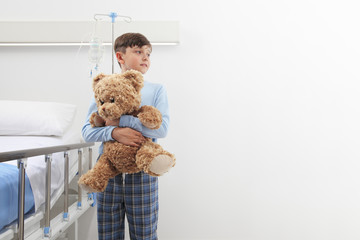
[93,73,107,89]
[122,70,144,92]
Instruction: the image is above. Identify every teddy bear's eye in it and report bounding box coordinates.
[110,98,115,103]
[100,100,104,105]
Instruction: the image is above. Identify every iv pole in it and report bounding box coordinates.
[93,12,132,73]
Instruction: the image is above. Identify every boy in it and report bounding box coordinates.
[82,32,170,240]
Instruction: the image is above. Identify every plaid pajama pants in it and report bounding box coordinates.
[97,172,159,240]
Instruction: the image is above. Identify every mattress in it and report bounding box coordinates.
[0,132,82,231]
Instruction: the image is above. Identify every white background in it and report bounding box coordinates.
[1,0,360,239]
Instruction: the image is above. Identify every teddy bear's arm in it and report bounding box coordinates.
[137,105,162,129]
[89,112,106,127]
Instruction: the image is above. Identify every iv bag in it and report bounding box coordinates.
[88,37,104,64]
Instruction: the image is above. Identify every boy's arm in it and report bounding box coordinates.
[82,98,145,147]
[118,85,169,139]
[82,98,116,143]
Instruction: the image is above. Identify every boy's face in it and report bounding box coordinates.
[116,45,152,74]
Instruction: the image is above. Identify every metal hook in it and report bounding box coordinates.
[93,14,108,21]
[117,15,132,23]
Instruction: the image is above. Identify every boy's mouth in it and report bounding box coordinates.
[140,64,148,68]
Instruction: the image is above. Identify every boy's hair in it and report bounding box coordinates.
[114,32,152,54]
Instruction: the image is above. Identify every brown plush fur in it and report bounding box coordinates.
[78,70,175,193]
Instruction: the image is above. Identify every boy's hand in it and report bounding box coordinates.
[111,127,145,147]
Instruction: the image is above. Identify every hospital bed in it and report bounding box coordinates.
[0,100,95,240]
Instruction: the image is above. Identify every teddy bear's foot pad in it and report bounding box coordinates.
[149,155,175,175]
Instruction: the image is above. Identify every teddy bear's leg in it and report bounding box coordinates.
[136,141,176,176]
[78,153,119,192]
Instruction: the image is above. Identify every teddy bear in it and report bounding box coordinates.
[78,69,175,193]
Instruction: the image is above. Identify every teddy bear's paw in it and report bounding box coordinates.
[78,175,105,193]
[142,122,160,129]
[149,154,175,176]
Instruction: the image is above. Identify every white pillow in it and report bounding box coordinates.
[0,100,77,136]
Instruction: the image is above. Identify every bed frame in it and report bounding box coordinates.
[0,142,95,240]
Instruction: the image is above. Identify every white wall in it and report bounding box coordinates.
[1,1,360,239]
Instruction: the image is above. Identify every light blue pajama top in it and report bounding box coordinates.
[82,81,170,154]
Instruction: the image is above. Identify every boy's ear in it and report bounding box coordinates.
[93,73,106,89]
[123,70,144,92]
[116,52,125,65]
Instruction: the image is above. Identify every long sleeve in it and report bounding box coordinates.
[118,82,170,139]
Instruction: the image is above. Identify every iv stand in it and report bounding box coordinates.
[93,12,132,73]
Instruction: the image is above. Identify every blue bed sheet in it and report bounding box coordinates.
[0,163,34,231]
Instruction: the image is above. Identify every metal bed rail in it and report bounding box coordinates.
[0,142,95,240]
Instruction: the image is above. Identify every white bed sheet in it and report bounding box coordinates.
[0,131,81,211]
